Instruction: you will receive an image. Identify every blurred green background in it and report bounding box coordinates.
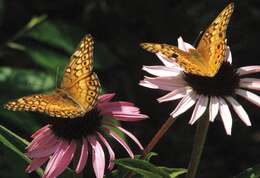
[0,0,260,178]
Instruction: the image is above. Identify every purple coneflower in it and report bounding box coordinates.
[140,37,260,135]
[25,93,148,178]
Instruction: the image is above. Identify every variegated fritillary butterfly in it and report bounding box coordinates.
[141,3,234,77]
[4,34,101,119]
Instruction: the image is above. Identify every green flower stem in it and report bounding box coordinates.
[142,116,178,158]
[186,115,210,178]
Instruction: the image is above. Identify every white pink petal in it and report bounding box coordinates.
[171,91,198,118]
[157,87,191,103]
[142,65,181,77]
[219,98,233,135]
[209,96,219,122]
[237,66,260,76]
[225,96,251,126]
[236,89,260,107]
[239,78,260,91]
[189,95,208,125]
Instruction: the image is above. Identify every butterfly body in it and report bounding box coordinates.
[4,34,101,119]
[141,3,234,77]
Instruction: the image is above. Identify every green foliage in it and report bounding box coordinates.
[234,164,260,178]
[113,158,186,178]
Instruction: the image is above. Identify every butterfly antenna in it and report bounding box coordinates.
[193,30,204,47]
[55,66,60,89]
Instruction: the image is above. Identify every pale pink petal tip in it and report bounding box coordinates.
[236,89,260,107]
[177,36,195,52]
[156,52,177,67]
[240,78,260,91]
[88,136,105,178]
[209,96,219,122]
[225,47,232,64]
[98,93,116,103]
[237,66,260,76]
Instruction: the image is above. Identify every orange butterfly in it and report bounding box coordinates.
[141,3,234,77]
[4,34,101,119]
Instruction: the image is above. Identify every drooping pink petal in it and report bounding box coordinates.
[31,125,51,138]
[96,132,115,170]
[236,89,260,107]
[143,76,187,91]
[27,133,58,153]
[225,47,232,64]
[98,93,116,103]
[237,66,260,76]
[157,87,191,103]
[142,65,181,77]
[171,91,197,118]
[44,140,76,178]
[226,96,251,126]
[109,125,143,150]
[209,96,219,122]
[103,127,134,158]
[88,136,105,178]
[139,80,159,89]
[44,141,68,177]
[239,78,260,91]
[177,36,195,52]
[28,128,53,149]
[27,140,59,158]
[189,95,209,125]
[219,98,233,135]
[75,138,89,174]
[156,52,177,67]
[26,157,49,173]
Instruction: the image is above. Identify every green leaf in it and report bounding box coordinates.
[144,152,158,161]
[234,164,260,178]
[115,158,170,178]
[0,126,43,176]
[0,67,55,93]
[24,20,80,53]
[26,46,67,72]
[158,167,187,178]
[0,125,29,145]
[25,15,47,30]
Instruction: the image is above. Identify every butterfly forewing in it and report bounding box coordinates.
[197,3,234,76]
[61,34,101,113]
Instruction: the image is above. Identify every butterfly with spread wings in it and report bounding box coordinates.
[4,34,101,119]
[141,3,234,77]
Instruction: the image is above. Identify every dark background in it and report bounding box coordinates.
[0,0,260,178]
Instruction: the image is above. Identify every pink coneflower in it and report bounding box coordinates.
[140,37,260,135]
[25,93,148,178]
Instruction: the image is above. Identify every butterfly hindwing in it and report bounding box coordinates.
[4,91,84,118]
[140,43,208,76]
[197,3,234,76]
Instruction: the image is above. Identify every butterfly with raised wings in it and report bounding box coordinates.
[4,34,101,119]
[141,3,234,77]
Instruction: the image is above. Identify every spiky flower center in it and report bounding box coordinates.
[49,109,103,140]
[184,62,240,96]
